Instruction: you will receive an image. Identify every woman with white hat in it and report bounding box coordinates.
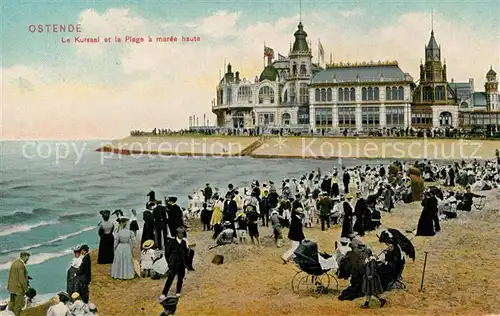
[111,217,136,280]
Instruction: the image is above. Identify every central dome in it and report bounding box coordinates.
[259,65,279,81]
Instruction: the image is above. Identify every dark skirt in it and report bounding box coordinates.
[361,273,384,296]
[97,233,115,264]
[67,266,80,295]
[141,221,155,246]
[248,223,259,237]
[130,220,139,232]
[331,183,340,197]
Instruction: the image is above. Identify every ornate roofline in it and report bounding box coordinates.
[326,60,399,68]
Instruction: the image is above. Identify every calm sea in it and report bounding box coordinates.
[0,140,386,302]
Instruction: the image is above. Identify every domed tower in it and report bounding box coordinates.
[286,22,313,108]
[485,66,499,111]
[288,22,312,79]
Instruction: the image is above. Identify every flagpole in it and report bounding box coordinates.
[317,38,319,65]
[264,42,266,68]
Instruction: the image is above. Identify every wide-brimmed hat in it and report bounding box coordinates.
[72,245,81,252]
[79,245,89,252]
[345,193,354,199]
[339,237,349,244]
[295,207,304,213]
[176,226,186,233]
[71,292,80,300]
[142,240,154,249]
[57,291,70,300]
[99,210,111,217]
[168,197,178,203]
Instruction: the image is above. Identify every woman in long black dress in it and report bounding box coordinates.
[281,208,305,263]
[341,197,354,238]
[97,210,115,264]
[353,198,368,237]
[141,209,155,249]
[416,192,438,236]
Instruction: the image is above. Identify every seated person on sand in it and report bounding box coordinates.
[69,293,89,316]
[140,240,157,277]
[438,191,458,220]
[46,291,71,316]
[215,221,236,246]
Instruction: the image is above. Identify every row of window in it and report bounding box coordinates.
[314,107,405,127]
[314,86,405,102]
[228,85,407,105]
[422,86,446,101]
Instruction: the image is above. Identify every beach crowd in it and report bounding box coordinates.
[3,154,497,315]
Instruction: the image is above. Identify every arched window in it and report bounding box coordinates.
[299,83,309,104]
[284,90,288,103]
[344,88,349,101]
[327,88,332,101]
[362,87,367,101]
[374,87,379,100]
[237,86,252,103]
[391,87,398,101]
[315,88,320,102]
[368,87,374,100]
[226,87,232,104]
[282,112,291,125]
[321,88,327,101]
[350,88,356,101]
[292,63,297,75]
[435,86,445,100]
[398,86,404,100]
[386,87,391,101]
[338,88,344,101]
[258,86,275,104]
[300,64,307,75]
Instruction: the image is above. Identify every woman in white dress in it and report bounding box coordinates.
[111,217,136,279]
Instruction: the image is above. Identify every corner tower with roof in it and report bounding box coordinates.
[485,67,499,111]
[411,28,459,129]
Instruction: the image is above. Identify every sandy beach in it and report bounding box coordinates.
[97,136,500,160]
[25,188,500,316]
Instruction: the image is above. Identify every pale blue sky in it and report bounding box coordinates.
[2,0,499,67]
[1,0,499,139]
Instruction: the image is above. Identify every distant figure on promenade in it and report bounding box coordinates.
[76,245,91,303]
[7,252,30,316]
[97,210,114,264]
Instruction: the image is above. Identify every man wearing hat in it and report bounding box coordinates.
[46,292,70,316]
[167,197,185,239]
[76,245,91,304]
[160,227,191,300]
[7,252,30,316]
[153,201,168,250]
[203,183,213,202]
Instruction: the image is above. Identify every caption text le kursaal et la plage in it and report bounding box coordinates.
[28,23,201,43]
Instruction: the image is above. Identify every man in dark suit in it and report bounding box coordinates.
[166,197,184,238]
[160,227,193,299]
[203,184,213,202]
[76,245,91,303]
[153,201,169,250]
[223,193,238,233]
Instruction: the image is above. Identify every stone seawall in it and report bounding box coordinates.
[96,136,500,160]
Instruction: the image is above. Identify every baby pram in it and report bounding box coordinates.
[291,240,339,296]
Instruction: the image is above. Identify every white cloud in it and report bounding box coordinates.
[2,9,498,139]
[339,8,365,18]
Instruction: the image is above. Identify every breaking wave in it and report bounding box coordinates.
[0,220,57,237]
[0,208,52,225]
[0,249,73,271]
[0,226,95,254]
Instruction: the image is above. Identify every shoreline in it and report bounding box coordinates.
[96,135,500,160]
